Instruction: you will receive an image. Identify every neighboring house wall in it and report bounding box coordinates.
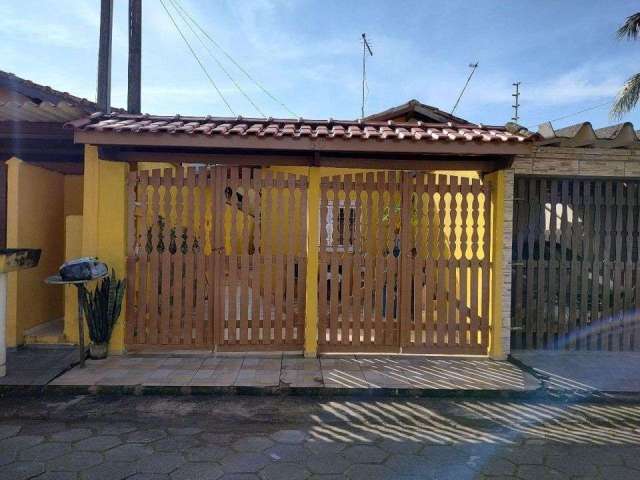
[504,145,640,355]
[5,158,83,346]
[513,146,640,177]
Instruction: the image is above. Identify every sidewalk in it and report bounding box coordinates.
[511,350,640,397]
[0,346,77,388]
[43,354,541,396]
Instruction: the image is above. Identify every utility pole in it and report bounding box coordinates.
[97,0,114,113]
[128,0,142,114]
[361,33,373,119]
[451,62,479,115]
[512,81,521,123]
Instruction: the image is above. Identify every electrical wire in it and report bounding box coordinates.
[167,0,266,117]
[524,100,613,129]
[171,0,299,118]
[159,0,235,116]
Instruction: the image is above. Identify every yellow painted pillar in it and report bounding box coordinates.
[304,167,321,357]
[82,145,129,354]
[486,169,513,360]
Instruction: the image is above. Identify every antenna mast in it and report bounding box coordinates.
[512,81,521,123]
[361,33,373,119]
[451,62,479,115]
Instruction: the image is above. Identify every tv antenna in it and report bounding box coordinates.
[361,33,373,119]
[451,62,479,115]
[512,81,521,123]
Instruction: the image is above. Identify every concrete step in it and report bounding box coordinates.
[23,318,72,346]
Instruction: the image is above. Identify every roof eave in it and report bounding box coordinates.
[74,129,531,156]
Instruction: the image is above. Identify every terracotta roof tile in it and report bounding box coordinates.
[70,113,532,147]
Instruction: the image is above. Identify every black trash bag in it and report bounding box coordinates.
[59,257,108,281]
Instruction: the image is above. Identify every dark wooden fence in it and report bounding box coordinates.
[512,176,640,351]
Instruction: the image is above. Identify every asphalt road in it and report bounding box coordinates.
[0,394,639,479]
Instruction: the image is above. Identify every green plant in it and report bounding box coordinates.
[83,269,126,344]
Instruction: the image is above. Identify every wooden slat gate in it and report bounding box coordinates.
[318,171,492,354]
[512,176,640,351]
[125,166,307,350]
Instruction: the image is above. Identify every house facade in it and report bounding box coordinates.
[68,100,529,359]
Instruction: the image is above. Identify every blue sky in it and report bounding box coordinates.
[2,0,640,130]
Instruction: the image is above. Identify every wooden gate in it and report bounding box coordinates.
[512,177,640,351]
[125,166,307,350]
[318,171,492,354]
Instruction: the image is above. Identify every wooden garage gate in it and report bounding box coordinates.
[318,171,492,354]
[125,166,307,350]
[512,176,640,351]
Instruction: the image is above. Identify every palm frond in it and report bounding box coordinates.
[610,72,640,119]
[617,12,640,39]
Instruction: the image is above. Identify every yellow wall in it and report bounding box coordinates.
[6,159,65,346]
[82,146,128,353]
[64,175,84,216]
[63,215,84,343]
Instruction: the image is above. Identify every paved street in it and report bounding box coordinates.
[1,394,640,479]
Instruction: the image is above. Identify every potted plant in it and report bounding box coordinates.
[82,269,125,359]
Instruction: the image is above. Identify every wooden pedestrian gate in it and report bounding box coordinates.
[512,177,640,351]
[318,172,492,354]
[125,166,307,350]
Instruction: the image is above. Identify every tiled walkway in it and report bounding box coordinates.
[49,354,539,393]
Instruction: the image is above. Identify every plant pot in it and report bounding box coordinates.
[89,342,108,359]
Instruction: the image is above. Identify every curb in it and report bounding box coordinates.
[0,382,543,399]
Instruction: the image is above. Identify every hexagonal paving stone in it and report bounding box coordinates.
[270,430,307,444]
[0,434,44,453]
[544,454,599,477]
[220,453,271,473]
[478,458,517,476]
[47,451,104,472]
[126,429,168,444]
[0,449,16,466]
[306,454,351,475]
[76,435,122,452]
[128,475,171,480]
[517,465,565,480]
[170,462,224,480]
[385,454,433,476]
[264,444,307,463]
[186,445,232,463]
[153,437,201,453]
[51,429,93,443]
[377,439,422,455]
[600,465,640,480]
[18,442,71,461]
[259,463,310,480]
[0,424,21,440]
[345,464,395,480]
[201,433,236,445]
[305,440,346,456]
[218,475,259,480]
[99,423,138,435]
[34,472,78,480]
[419,445,469,466]
[499,446,545,465]
[167,427,202,436]
[136,453,185,474]
[232,436,274,453]
[0,461,45,480]
[342,445,388,464]
[80,461,137,480]
[104,444,154,462]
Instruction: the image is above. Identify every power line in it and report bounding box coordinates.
[451,62,478,115]
[168,0,266,117]
[171,0,298,118]
[524,99,613,130]
[159,0,235,115]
